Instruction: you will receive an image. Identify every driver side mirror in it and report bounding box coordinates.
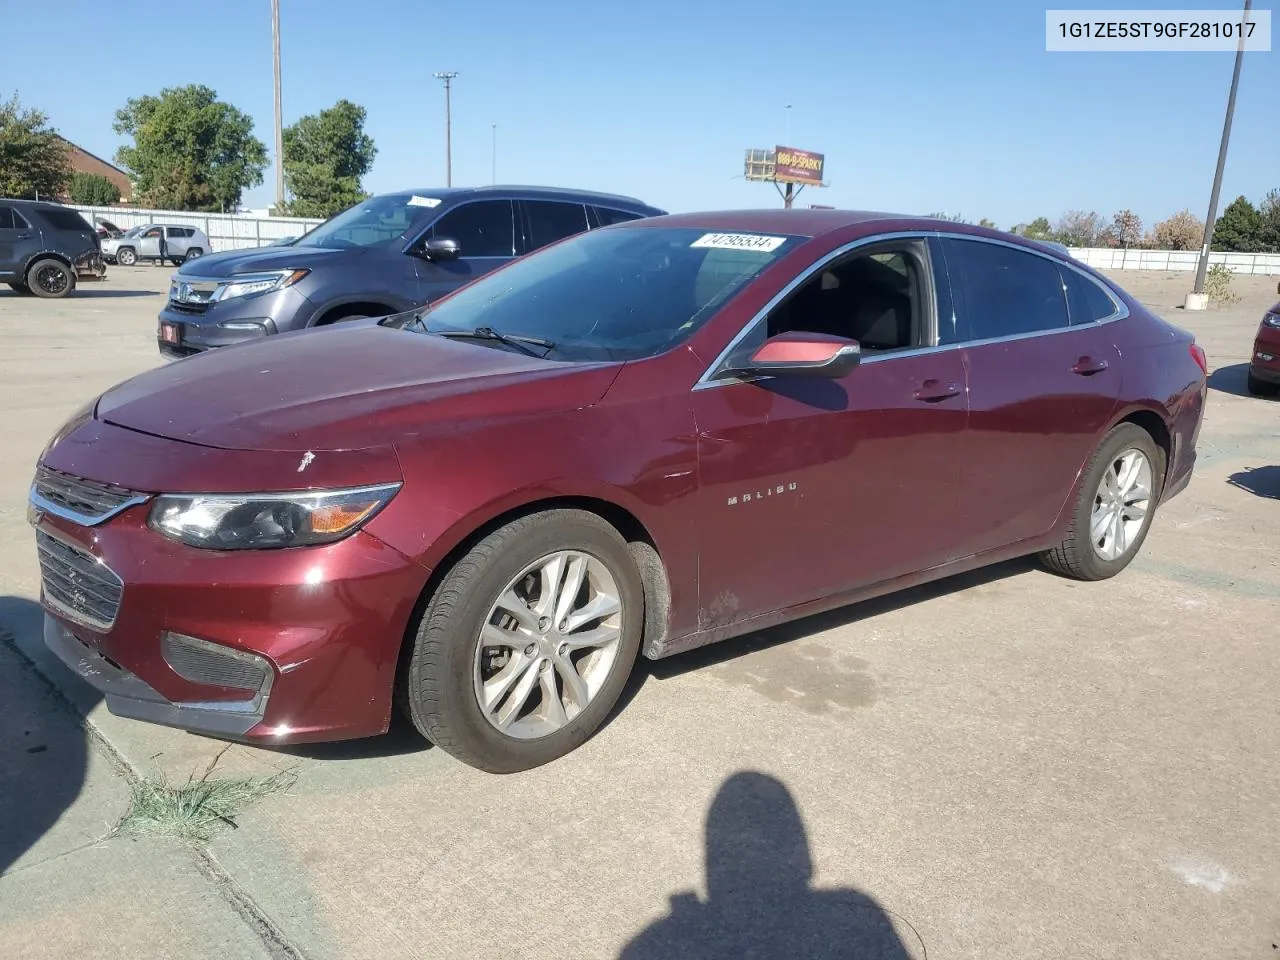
[726,331,861,380]
[419,236,460,261]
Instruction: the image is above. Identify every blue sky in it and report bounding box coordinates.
[3,0,1276,229]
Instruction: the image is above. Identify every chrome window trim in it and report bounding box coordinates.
[693,229,1130,391]
[35,525,125,632]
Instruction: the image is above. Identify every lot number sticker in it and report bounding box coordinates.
[691,232,786,252]
[408,196,442,208]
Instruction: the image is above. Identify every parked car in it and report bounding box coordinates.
[0,199,106,298]
[1246,300,1280,395]
[29,210,1207,772]
[103,223,210,267]
[155,185,665,358]
[94,217,124,240]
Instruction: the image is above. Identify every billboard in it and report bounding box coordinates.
[772,146,825,186]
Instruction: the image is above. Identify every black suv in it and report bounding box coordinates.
[157,185,665,357]
[0,199,106,298]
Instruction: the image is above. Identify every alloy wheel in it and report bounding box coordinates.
[1090,448,1153,561]
[35,264,69,295]
[473,550,623,740]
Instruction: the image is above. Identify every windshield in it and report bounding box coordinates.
[293,193,438,249]
[121,226,144,238]
[410,226,802,362]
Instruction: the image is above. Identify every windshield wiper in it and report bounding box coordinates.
[432,326,555,358]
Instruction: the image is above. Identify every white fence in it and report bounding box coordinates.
[1069,246,1280,276]
[67,204,325,253]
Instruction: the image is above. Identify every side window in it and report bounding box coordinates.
[944,238,1069,342]
[430,200,515,258]
[765,246,925,354]
[166,227,187,238]
[39,209,92,232]
[0,207,14,230]
[594,206,643,227]
[143,227,162,238]
[524,200,588,250]
[1060,266,1119,324]
[11,208,31,230]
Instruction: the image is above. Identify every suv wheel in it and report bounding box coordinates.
[116,247,137,266]
[184,247,204,262]
[27,259,76,299]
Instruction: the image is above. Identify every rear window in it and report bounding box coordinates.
[37,208,92,233]
[0,207,15,230]
[1061,267,1119,324]
[595,207,644,226]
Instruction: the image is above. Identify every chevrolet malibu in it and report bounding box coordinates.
[29,210,1208,773]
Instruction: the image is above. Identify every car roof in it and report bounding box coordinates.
[385,185,663,212]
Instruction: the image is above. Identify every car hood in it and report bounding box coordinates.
[175,244,357,278]
[95,325,621,453]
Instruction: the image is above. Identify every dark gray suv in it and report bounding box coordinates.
[157,185,665,357]
[1,199,106,298]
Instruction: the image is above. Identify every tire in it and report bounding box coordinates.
[116,247,137,266]
[26,259,76,299]
[1246,370,1279,396]
[401,509,644,773]
[1039,422,1163,581]
[184,248,203,262]
[7,282,31,294]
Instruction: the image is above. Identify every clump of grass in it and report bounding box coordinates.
[1205,263,1241,305]
[115,767,297,842]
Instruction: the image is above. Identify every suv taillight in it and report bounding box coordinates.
[1190,343,1208,376]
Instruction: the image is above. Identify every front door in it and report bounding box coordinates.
[0,205,37,279]
[939,236,1124,554]
[691,238,971,629]
[416,199,517,304]
[138,227,163,261]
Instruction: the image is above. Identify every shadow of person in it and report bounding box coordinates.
[620,772,921,959]
[0,596,98,876]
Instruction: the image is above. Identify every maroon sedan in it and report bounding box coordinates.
[1247,298,1280,395]
[29,210,1208,772]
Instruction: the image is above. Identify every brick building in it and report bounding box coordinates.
[57,136,134,203]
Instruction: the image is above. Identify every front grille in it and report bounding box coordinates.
[168,300,209,315]
[32,466,145,524]
[36,529,124,631]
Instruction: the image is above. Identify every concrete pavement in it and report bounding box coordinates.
[1,266,1277,958]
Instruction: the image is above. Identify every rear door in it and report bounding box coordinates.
[418,199,517,303]
[939,236,1124,554]
[139,227,163,260]
[165,226,190,257]
[519,200,590,254]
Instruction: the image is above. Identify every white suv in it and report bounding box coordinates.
[103,224,211,266]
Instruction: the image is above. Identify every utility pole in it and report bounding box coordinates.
[271,0,284,214]
[434,71,458,186]
[1187,0,1251,309]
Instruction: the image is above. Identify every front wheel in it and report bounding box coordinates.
[116,247,137,266]
[401,509,644,773]
[27,259,75,299]
[1039,422,1163,580]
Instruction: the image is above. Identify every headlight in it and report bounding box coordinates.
[1264,312,1280,329]
[215,269,310,302]
[148,483,400,550]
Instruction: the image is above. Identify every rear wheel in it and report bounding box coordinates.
[184,247,204,262]
[1039,422,1162,580]
[27,259,75,299]
[1246,370,1279,396]
[400,509,644,773]
[116,247,137,266]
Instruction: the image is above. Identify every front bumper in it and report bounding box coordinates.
[157,287,310,357]
[31,505,428,745]
[1249,329,1280,383]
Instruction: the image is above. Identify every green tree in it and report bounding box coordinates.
[977,217,996,229]
[113,84,267,211]
[1020,217,1053,240]
[68,172,121,206]
[1258,189,1280,253]
[1211,196,1261,252]
[282,99,377,218]
[0,93,72,198]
